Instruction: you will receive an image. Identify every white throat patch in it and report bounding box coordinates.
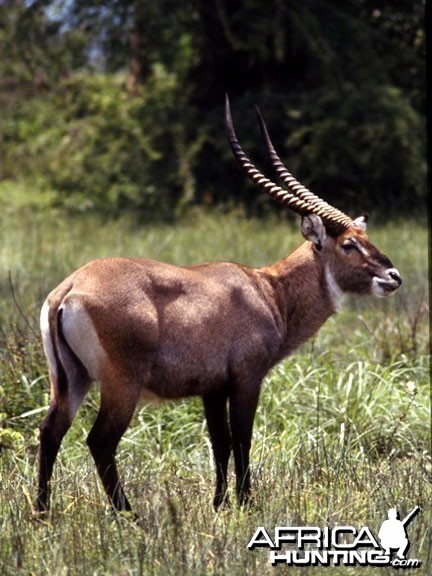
[325,266,344,311]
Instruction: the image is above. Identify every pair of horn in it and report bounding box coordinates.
[225,95,354,236]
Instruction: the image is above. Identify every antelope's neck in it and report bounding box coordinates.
[260,242,341,356]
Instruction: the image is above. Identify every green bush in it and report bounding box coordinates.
[1,72,201,218]
[0,75,425,218]
[289,84,426,215]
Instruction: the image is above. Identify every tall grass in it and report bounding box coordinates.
[0,207,430,575]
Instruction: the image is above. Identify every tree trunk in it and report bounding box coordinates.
[127,9,151,94]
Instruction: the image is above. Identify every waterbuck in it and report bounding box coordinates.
[36,96,402,514]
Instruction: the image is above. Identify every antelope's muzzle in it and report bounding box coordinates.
[373,267,402,296]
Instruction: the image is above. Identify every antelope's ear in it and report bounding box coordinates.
[301,214,327,251]
[353,214,368,232]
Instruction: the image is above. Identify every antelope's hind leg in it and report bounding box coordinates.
[86,377,141,513]
[37,300,92,514]
[36,369,91,514]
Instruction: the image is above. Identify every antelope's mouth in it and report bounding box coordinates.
[372,268,402,296]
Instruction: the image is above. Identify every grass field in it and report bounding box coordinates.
[0,206,430,575]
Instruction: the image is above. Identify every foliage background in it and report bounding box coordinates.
[0,0,426,218]
[0,2,429,574]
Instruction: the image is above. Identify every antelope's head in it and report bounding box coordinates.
[225,95,402,299]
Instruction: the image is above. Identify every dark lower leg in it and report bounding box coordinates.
[203,393,231,509]
[36,403,72,512]
[229,388,260,506]
[90,448,132,512]
[87,404,136,512]
[233,448,251,505]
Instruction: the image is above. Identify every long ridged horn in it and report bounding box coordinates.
[254,105,354,235]
[225,95,323,219]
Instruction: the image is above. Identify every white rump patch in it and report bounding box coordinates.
[325,267,344,311]
[40,300,57,380]
[60,299,107,381]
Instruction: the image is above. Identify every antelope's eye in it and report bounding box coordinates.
[341,242,356,253]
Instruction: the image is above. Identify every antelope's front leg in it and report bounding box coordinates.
[203,392,231,510]
[229,382,261,506]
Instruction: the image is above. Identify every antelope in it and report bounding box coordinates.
[36,96,402,515]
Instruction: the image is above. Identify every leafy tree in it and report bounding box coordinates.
[0,0,86,89]
[0,0,425,217]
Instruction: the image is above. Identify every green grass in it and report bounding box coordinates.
[0,205,430,575]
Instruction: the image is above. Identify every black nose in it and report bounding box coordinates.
[388,269,402,286]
